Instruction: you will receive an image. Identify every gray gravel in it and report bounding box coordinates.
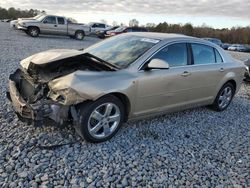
[0,22,250,187]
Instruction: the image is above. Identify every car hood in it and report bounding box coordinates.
[20,49,117,83]
[21,49,85,70]
[18,18,36,21]
[19,19,41,24]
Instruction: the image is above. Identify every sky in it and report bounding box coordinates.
[0,0,250,29]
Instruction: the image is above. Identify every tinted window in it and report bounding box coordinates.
[43,16,56,24]
[57,17,65,25]
[215,49,223,63]
[131,28,139,32]
[140,28,148,32]
[126,28,133,32]
[99,24,105,28]
[152,43,188,67]
[192,44,215,64]
[95,24,105,28]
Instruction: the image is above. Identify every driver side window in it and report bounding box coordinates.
[152,43,188,67]
[43,16,56,24]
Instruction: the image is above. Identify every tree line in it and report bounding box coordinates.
[147,22,250,44]
[0,7,42,20]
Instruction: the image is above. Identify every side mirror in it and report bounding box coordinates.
[146,59,169,70]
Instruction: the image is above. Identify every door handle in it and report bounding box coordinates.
[54,25,58,27]
[181,71,191,77]
[219,68,224,72]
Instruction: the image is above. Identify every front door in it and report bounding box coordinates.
[40,16,58,34]
[135,43,193,116]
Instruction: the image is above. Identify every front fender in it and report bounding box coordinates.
[48,70,137,105]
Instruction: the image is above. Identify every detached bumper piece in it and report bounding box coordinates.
[8,69,69,127]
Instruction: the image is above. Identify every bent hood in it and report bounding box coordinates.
[21,49,85,70]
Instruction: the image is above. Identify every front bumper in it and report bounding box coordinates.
[8,70,70,126]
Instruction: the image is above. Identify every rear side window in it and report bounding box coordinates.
[43,16,56,24]
[215,49,223,63]
[57,17,65,25]
[152,43,188,67]
[95,24,105,28]
[99,24,105,28]
[127,28,133,32]
[191,44,215,64]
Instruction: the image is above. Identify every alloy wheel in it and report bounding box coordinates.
[76,32,83,40]
[30,29,38,36]
[87,103,121,139]
[218,86,233,109]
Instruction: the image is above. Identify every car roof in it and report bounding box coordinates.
[125,32,223,49]
[126,32,195,41]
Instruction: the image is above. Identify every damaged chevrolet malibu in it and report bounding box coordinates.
[7,33,245,142]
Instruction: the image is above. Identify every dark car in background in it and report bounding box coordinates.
[96,26,119,39]
[107,26,148,37]
[203,38,223,47]
[222,43,231,50]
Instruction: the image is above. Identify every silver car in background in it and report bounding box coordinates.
[8,33,245,142]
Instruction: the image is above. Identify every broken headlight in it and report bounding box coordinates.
[48,88,86,105]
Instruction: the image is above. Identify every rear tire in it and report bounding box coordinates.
[27,27,39,37]
[98,33,105,39]
[74,95,125,143]
[75,31,85,40]
[211,82,235,111]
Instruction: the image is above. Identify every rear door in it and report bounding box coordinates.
[55,17,67,35]
[40,16,57,34]
[187,43,226,104]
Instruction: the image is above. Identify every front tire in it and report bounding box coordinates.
[27,27,39,37]
[211,82,235,111]
[75,95,125,143]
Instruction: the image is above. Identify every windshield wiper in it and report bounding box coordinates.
[83,53,119,70]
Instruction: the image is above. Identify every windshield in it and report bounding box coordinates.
[115,27,126,32]
[84,35,160,68]
[37,15,47,21]
[33,14,44,19]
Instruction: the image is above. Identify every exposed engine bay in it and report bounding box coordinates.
[7,51,116,126]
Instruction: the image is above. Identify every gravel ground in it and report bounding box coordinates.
[0,22,250,188]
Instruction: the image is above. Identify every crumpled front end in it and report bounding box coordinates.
[7,69,70,126]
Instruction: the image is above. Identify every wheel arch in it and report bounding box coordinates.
[108,92,131,122]
[226,79,237,90]
[75,30,85,35]
[27,26,40,32]
[73,92,131,122]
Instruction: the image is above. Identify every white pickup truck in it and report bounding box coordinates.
[17,15,91,40]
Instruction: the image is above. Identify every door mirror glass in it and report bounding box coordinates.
[146,59,169,70]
